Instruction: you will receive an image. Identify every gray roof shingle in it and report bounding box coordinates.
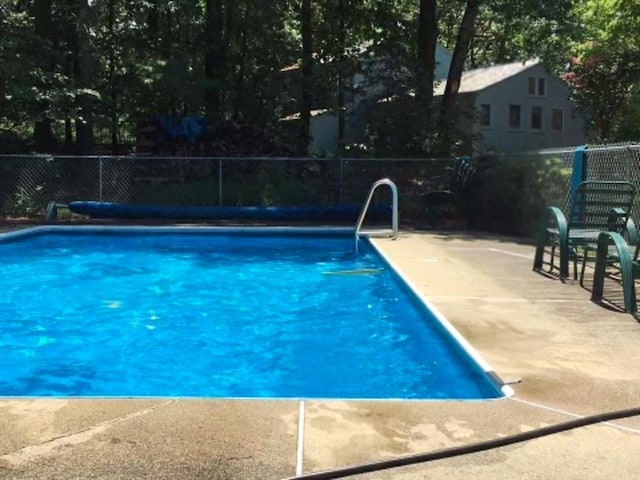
[434,59,540,95]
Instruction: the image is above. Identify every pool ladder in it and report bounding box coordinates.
[355,178,399,252]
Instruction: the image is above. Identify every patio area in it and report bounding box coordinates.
[1,228,639,479]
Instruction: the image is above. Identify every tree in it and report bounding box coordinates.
[224,1,298,125]
[312,0,392,150]
[416,0,437,106]
[33,0,56,149]
[204,0,225,118]
[106,0,118,151]
[473,0,575,69]
[565,0,640,141]
[437,0,480,149]
[300,0,313,153]
[564,51,640,141]
[75,0,97,154]
[0,3,36,136]
[3,0,603,155]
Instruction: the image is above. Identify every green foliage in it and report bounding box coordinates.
[1,0,630,156]
[1,0,301,148]
[0,3,69,131]
[4,185,46,218]
[364,95,441,156]
[615,87,640,141]
[565,0,640,141]
[439,0,576,71]
[469,156,569,236]
[564,50,640,141]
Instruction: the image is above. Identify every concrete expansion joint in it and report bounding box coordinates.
[0,400,176,468]
[511,397,640,435]
[295,400,306,477]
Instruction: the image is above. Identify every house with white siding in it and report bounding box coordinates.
[434,59,586,153]
[282,53,585,154]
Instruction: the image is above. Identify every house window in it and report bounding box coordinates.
[479,104,491,126]
[538,78,546,96]
[531,106,542,130]
[552,107,564,132]
[508,104,521,128]
[528,77,546,96]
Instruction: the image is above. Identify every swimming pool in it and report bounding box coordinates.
[0,226,508,399]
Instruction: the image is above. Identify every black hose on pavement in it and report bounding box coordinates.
[283,406,640,480]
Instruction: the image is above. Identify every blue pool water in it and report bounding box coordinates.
[0,228,504,399]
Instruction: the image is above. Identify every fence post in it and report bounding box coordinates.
[98,156,104,202]
[569,145,587,201]
[218,158,223,206]
[337,154,344,204]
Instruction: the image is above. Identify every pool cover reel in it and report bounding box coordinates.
[283,406,640,480]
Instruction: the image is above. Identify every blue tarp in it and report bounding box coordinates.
[153,116,207,144]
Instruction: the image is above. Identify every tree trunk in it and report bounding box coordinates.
[336,0,346,150]
[205,0,225,118]
[147,0,159,46]
[417,0,438,106]
[64,118,73,147]
[75,0,95,154]
[163,5,173,52]
[439,0,481,119]
[33,0,55,151]
[233,6,249,121]
[300,0,313,154]
[108,0,118,154]
[60,0,76,151]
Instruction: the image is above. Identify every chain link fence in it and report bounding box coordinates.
[457,142,640,236]
[467,147,577,235]
[0,155,452,221]
[581,143,640,217]
[1,143,639,233]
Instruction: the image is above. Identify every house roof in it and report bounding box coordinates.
[433,59,540,95]
[279,109,331,121]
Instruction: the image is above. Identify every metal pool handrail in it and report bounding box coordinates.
[355,178,399,252]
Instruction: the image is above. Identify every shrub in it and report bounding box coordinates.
[469,155,569,236]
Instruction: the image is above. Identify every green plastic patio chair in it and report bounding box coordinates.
[591,231,640,319]
[533,181,637,280]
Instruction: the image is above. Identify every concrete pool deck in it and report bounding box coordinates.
[1,228,639,479]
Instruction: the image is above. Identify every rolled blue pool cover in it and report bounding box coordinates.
[67,201,391,222]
